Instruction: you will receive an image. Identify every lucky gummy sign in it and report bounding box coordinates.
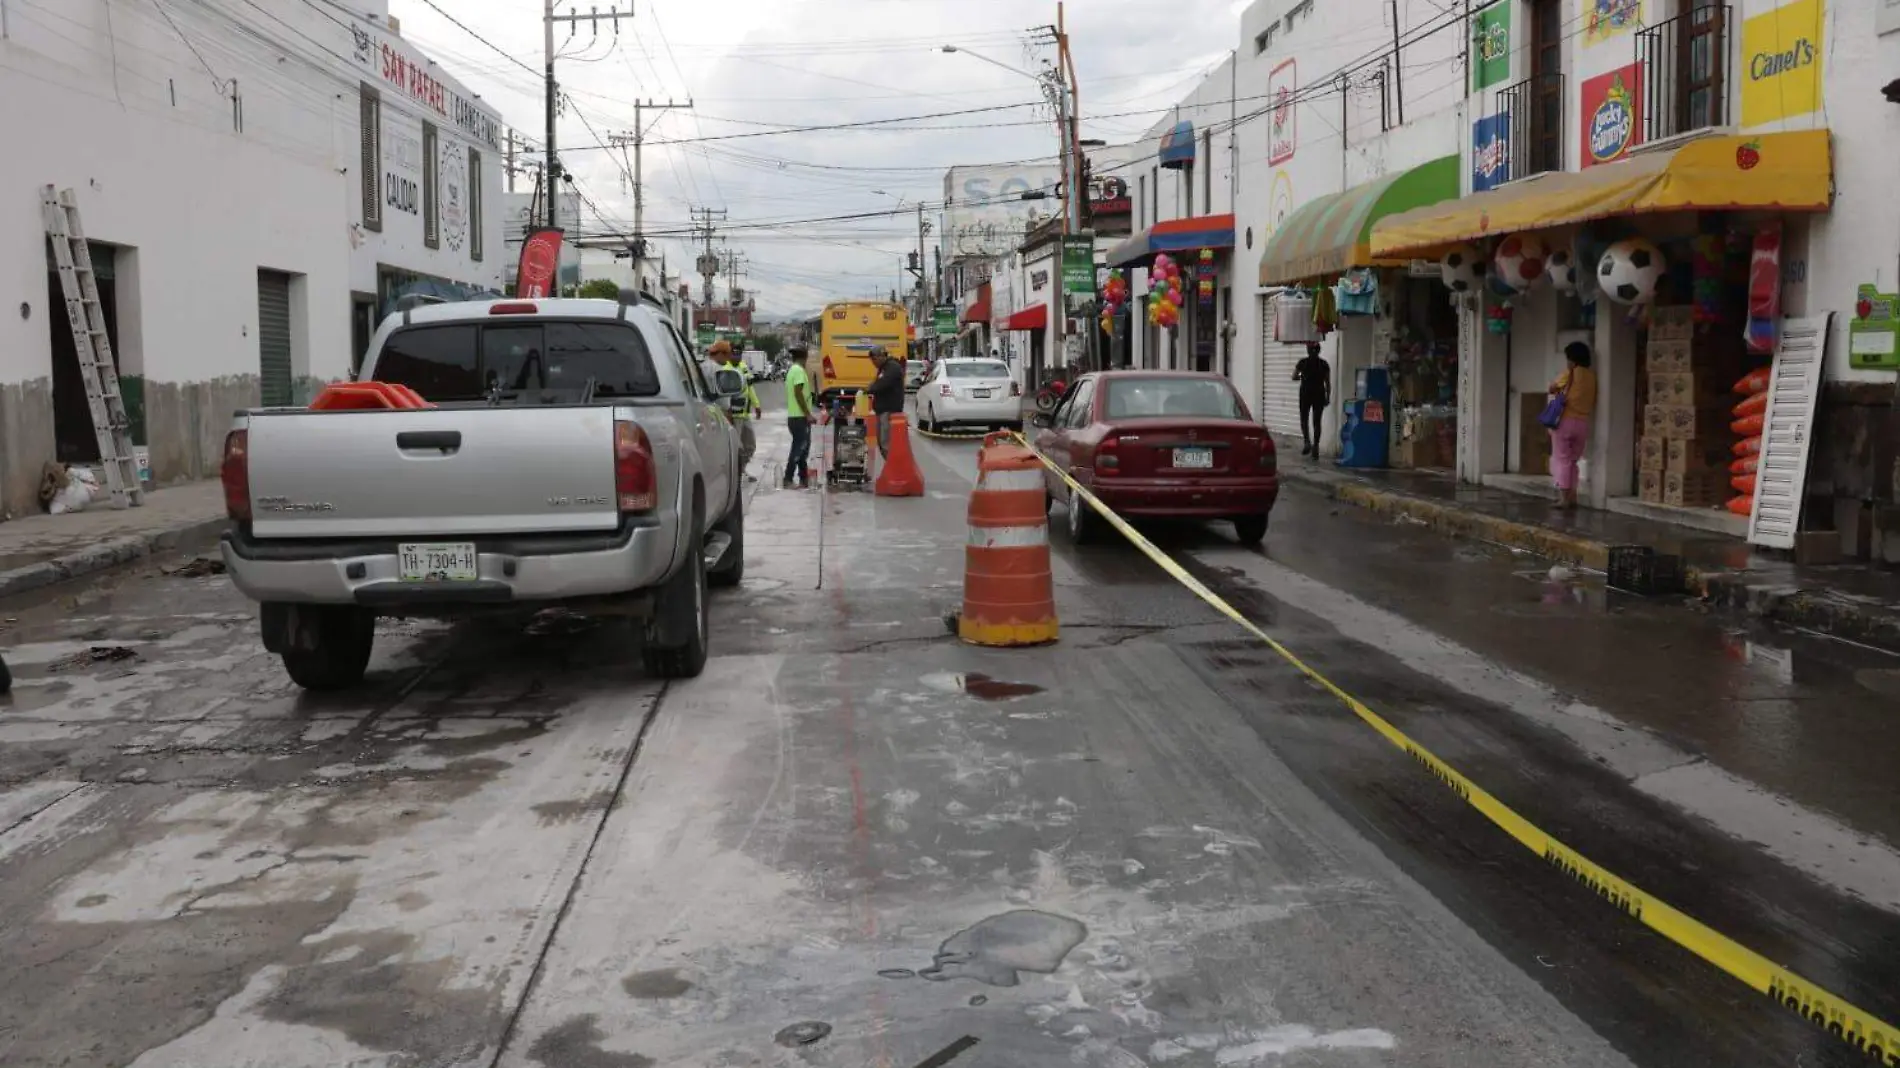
[1581,64,1644,167]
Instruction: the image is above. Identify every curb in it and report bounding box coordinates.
[1281,465,1900,653]
[0,515,229,599]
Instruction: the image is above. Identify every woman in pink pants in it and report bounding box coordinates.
[1548,341,1597,511]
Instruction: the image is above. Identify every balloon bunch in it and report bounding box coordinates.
[1100,270,1131,333]
[1147,253,1184,329]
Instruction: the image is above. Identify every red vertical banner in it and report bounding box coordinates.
[1580,63,1644,168]
[515,227,564,298]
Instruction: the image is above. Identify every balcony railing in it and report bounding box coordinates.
[1497,71,1565,180]
[1636,5,1732,142]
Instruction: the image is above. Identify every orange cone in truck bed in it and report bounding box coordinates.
[309,382,431,410]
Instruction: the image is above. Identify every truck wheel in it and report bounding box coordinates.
[279,605,375,691]
[642,520,710,679]
[709,493,745,589]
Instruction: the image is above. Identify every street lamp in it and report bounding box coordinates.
[939,44,1042,83]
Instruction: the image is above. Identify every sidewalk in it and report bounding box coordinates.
[1274,442,1900,653]
[0,480,226,597]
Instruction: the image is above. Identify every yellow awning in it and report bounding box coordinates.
[1370,130,1832,259]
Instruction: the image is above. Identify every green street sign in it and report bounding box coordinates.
[933,304,957,338]
[1061,237,1096,297]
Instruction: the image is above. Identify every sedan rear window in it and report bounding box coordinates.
[1104,378,1248,420]
[947,361,1009,378]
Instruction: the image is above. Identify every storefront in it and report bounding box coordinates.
[1103,213,1236,374]
[1372,130,1834,528]
[1254,156,1461,462]
[957,282,992,359]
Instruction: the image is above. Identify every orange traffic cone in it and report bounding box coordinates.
[874,413,925,497]
[956,432,1056,646]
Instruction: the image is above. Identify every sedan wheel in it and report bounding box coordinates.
[1066,486,1097,544]
[1232,513,1269,546]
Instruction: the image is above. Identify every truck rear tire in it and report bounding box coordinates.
[642,521,710,679]
[279,605,375,691]
[708,493,745,589]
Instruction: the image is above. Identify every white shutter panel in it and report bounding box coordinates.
[1746,313,1831,549]
[1257,294,1304,436]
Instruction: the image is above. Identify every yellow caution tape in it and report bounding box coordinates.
[1011,433,1900,1063]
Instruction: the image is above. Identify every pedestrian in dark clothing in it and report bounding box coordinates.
[1292,342,1331,458]
[866,346,906,457]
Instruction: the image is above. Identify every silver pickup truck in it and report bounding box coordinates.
[218,293,745,690]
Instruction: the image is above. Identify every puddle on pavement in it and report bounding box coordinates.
[919,671,1044,701]
[773,1021,832,1048]
[915,909,1087,987]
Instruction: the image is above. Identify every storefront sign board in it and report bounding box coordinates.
[1473,3,1512,91]
[1581,64,1644,168]
[1584,0,1643,46]
[1741,0,1825,127]
[1268,60,1298,166]
[1472,111,1512,193]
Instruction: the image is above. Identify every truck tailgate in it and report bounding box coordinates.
[246,407,622,538]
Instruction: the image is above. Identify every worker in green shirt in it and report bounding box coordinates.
[782,346,814,489]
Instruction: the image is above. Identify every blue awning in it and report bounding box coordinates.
[1104,213,1235,268]
[1160,120,1196,170]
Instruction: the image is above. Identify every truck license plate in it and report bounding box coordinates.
[1172,447,1213,469]
[398,542,478,582]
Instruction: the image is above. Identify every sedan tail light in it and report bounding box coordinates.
[614,419,657,513]
[1095,434,1120,474]
[1010,380,1022,397]
[220,429,251,522]
[939,383,953,397]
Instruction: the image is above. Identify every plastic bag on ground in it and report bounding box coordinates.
[48,480,95,515]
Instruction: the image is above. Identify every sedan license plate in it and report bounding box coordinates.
[398,542,478,582]
[1172,447,1213,469]
[971,388,993,399]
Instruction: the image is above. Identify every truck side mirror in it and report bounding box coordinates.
[713,368,745,397]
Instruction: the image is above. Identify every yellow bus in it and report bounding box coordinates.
[817,301,908,405]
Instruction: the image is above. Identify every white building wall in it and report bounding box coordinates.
[0,0,503,514]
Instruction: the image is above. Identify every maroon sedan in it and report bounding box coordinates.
[1030,371,1277,545]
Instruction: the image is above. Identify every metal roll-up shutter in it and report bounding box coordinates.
[1257,293,1304,436]
[257,270,293,407]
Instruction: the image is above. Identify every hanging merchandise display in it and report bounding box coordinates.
[1440,243,1487,294]
[1147,254,1182,329]
[1484,296,1513,334]
[1745,225,1782,353]
[1311,282,1338,334]
[1273,287,1320,342]
[1548,248,1579,293]
[1597,238,1665,304]
[1336,269,1379,316]
[1492,233,1549,291]
[1690,233,1724,325]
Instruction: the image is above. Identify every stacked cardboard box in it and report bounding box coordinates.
[1664,469,1727,507]
[1639,468,1665,503]
[1643,400,1728,441]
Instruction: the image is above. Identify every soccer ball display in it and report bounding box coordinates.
[1440,244,1487,293]
[1492,234,1549,291]
[1597,238,1665,305]
[1548,248,1578,292]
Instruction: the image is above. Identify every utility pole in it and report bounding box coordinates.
[610,98,693,278]
[544,2,634,230]
[690,206,726,314]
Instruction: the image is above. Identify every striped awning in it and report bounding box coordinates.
[1159,120,1196,169]
[1104,213,1236,269]
[1257,155,1460,286]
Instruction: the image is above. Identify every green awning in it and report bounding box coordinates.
[1257,155,1459,286]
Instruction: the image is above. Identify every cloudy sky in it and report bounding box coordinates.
[389,0,1246,315]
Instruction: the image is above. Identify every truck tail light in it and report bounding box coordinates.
[488,301,538,315]
[221,429,251,522]
[1010,380,1022,397]
[1095,435,1120,474]
[939,383,953,397]
[614,420,657,513]
[822,355,837,379]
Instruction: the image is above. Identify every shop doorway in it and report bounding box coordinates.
[46,243,119,464]
[351,293,379,377]
[257,270,295,407]
[1191,297,1216,373]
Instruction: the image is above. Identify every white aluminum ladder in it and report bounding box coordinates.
[42,185,141,508]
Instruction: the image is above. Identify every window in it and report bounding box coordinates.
[947,361,1009,378]
[1201,130,1213,209]
[1285,0,1313,30]
[1061,379,1096,428]
[468,147,484,262]
[422,122,439,249]
[1105,377,1245,420]
[659,320,713,398]
[1254,25,1277,54]
[1138,174,1147,228]
[376,325,479,399]
[359,85,382,233]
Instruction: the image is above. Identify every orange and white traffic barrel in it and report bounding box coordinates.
[958,432,1057,646]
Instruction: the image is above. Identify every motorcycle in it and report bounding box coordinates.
[1034,377,1069,414]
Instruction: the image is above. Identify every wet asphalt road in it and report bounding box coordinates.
[0,394,1895,1067]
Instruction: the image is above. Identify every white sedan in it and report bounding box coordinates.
[914,358,1023,432]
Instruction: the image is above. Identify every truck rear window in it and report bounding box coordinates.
[374,321,662,401]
